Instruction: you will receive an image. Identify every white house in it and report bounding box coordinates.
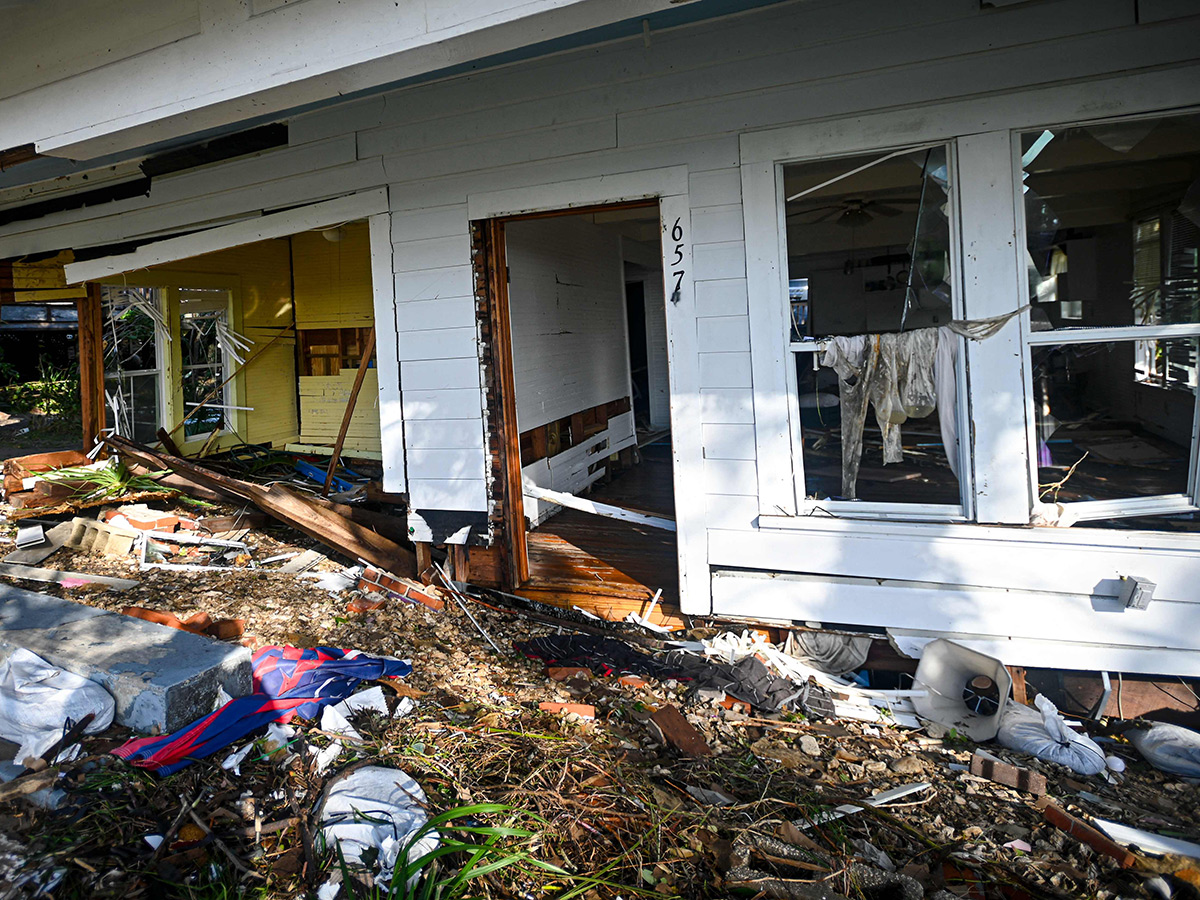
[2,0,1200,676]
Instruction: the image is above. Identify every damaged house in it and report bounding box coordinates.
[1,0,1200,682]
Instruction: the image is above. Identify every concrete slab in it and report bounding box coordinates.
[0,583,252,734]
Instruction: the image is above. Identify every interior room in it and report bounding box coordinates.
[501,206,678,616]
[1020,112,1200,531]
[96,220,381,464]
[783,146,962,507]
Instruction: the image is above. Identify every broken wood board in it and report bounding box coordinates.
[0,562,137,590]
[648,705,712,757]
[516,587,686,631]
[524,483,676,532]
[107,434,413,550]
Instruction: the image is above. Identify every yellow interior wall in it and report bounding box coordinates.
[291,222,374,328]
[291,221,381,454]
[151,238,298,449]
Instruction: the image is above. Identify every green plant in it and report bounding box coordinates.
[332,802,648,900]
[42,456,175,502]
[0,362,81,420]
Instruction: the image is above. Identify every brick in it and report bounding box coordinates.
[970,752,1047,796]
[538,702,595,720]
[617,674,647,688]
[358,567,445,611]
[66,517,139,557]
[548,666,591,682]
[649,705,712,758]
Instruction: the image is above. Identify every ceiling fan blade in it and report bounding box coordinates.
[787,208,844,224]
[871,203,907,217]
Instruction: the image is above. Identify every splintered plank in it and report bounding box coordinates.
[0,562,137,590]
[649,705,712,757]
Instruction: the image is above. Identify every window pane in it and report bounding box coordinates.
[784,145,954,338]
[1020,113,1200,329]
[797,351,960,504]
[105,372,159,444]
[179,293,229,438]
[785,144,961,506]
[1031,339,1196,506]
[101,286,160,371]
[182,367,224,439]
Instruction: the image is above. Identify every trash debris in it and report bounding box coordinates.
[911,638,1010,741]
[0,649,114,763]
[1126,721,1200,778]
[969,749,1047,795]
[997,694,1107,775]
[317,766,439,890]
[113,646,412,774]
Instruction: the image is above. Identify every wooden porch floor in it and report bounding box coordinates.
[517,442,685,628]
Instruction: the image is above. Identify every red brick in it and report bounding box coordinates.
[538,702,595,720]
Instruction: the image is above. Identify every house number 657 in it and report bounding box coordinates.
[669,217,685,304]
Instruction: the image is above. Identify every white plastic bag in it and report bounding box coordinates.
[996,694,1107,776]
[0,649,114,764]
[1127,723,1200,779]
[318,766,439,888]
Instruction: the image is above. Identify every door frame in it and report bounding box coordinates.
[466,166,708,611]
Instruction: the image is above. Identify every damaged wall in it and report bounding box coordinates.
[506,216,630,433]
[129,237,298,448]
[3,0,1200,671]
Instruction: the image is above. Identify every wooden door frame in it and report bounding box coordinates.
[476,198,660,591]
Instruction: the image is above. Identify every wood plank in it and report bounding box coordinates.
[2,521,74,565]
[0,562,137,590]
[77,284,105,451]
[323,326,376,495]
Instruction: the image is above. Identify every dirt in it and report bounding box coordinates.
[0,497,1196,900]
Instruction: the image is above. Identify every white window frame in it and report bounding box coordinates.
[741,70,1200,533]
[781,140,973,522]
[1014,110,1200,524]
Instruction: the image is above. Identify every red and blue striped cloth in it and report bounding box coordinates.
[113,646,412,776]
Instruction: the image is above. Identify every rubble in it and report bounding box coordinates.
[0,447,1196,898]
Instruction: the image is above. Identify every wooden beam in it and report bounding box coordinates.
[7,287,88,302]
[523,484,676,532]
[322,326,376,495]
[77,283,106,452]
[483,218,529,587]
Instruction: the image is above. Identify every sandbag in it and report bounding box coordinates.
[0,649,114,763]
[1127,723,1200,778]
[996,694,1106,776]
[317,766,439,888]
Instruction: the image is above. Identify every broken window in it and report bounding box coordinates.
[783,143,965,511]
[1021,112,1200,530]
[179,290,232,440]
[102,286,165,444]
[100,282,238,447]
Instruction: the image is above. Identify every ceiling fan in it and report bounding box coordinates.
[786,197,918,227]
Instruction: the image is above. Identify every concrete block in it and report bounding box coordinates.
[0,584,251,734]
[66,517,139,557]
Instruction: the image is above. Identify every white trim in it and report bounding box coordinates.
[369,208,406,494]
[466,167,688,220]
[738,64,1200,166]
[755,510,1200,551]
[65,189,388,283]
[466,166,707,614]
[1025,323,1200,345]
[523,483,676,532]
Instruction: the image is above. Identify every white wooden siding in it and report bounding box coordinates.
[3,0,1200,669]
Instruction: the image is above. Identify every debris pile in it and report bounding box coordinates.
[0,445,1197,898]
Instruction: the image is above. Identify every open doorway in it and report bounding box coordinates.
[478,201,679,625]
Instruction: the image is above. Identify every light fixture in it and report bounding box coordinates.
[321,226,344,242]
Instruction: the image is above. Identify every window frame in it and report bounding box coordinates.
[99,273,242,451]
[741,73,1200,534]
[1013,110,1200,523]
[780,139,973,522]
